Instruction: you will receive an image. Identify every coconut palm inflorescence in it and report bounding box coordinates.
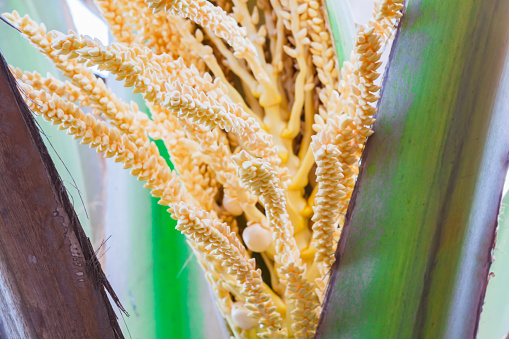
[3,0,404,337]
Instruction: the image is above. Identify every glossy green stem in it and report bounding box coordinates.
[317,0,509,338]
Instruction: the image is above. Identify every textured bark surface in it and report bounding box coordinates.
[317,0,509,337]
[0,53,124,338]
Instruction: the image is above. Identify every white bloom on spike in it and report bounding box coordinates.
[222,193,243,216]
[242,223,272,253]
[231,302,258,330]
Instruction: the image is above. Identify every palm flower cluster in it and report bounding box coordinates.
[3,0,403,337]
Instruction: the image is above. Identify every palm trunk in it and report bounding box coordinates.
[317,0,509,337]
[0,52,123,338]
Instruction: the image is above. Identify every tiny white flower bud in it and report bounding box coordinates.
[232,302,258,330]
[242,223,272,252]
[222,194,243,216]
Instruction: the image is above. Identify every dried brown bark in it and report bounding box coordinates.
[0,52,125,338]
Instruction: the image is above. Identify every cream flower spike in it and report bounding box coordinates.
[180,122,265,221]
[95,0,137,44]
[292,0,344,190]
[98,0,202,69]
[232,152,319,337]
[163,0,300,174]
[307,132,346,307]
[14,69,84,104]
[164,82,289,184]
[146,0,247,53]
[187,243,245,338]
[337,0,404,144]
[171,202,285,338]
[187,242,250,339]
[304,0,340,101]
[319,93,359,211]
[374,0,405,39]
[279,261,320,338]
[279,0,311,140]
[181,124,268,227]
[376,0,405,20]
[145,0,190,15]
[310,133,345,269]
[19,82,185,207]
[49,33,289,184]
[4,12,151,146]
[232,150,299,265]
[149,108,222,212]
[146,0,281,108]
